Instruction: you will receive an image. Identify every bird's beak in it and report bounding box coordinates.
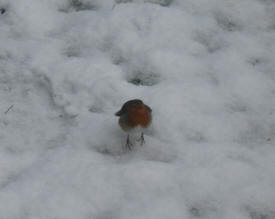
[115,111,121,116]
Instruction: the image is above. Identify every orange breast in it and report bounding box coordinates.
[128,105,152,128]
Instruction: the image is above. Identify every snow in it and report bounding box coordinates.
[0,0,275,218]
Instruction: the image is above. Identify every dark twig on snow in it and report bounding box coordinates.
[4,105,14,114]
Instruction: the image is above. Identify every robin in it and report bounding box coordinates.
[115,99,152,149]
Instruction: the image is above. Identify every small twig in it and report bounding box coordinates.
[4,104,14,114]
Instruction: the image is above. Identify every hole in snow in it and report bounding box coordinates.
[248,57,263,66]
[227,99,248,113]
[248,209,275,219]
[93,144,125,157]
[89,106,103,113]
[190,207,201,217]
[115,0,173,7]
[214,13,241,32]
[194,32,226,53]
[59,0,97,13]
[65,46,81,58]
[0,8,5,14]
[127,71,160,86]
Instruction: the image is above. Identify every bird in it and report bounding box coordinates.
[115,99,152,149]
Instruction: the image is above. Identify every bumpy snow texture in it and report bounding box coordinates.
[0,0,275,218]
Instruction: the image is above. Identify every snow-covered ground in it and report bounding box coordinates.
[0,0,275,218]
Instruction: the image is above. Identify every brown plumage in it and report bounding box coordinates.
[115,99,152,149]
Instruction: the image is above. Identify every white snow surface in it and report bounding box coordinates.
[0,0,275,218]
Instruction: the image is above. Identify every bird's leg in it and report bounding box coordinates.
[126,134,132,150]
[139,132,145,146]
